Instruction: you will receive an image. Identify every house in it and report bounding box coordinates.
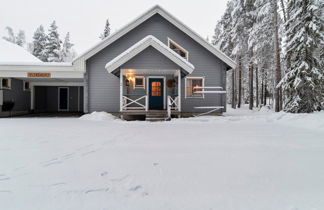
[0,5,235,119]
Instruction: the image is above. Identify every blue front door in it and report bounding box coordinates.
[149,78,164,110]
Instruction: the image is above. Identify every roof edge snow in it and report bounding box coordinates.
[105,35,195,74]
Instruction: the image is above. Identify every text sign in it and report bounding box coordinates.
[27,73,51,78]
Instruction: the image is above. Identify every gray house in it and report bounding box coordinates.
[0,5,235,120]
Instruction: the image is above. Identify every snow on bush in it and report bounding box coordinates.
[79,111,118,121]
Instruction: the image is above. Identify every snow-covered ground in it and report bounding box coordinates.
[0,107,323,210]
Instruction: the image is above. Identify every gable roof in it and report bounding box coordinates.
[105,35,194,74]
[73,5,236,69]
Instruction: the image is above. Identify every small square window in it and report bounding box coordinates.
[23,81,31,91]
[1,78,11,89]
[134,76,145,88]
[186,77,204,98]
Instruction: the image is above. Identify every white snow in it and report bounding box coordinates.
[0,39,41,63]
[0,107,323,210]
[79,111,119,121]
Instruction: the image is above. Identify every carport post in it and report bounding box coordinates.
[30,84,35,111]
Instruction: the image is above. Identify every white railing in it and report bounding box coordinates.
[167,95,179,119]
[122,95,148,111]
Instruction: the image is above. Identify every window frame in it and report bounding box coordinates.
[133,76,145,89]
[185,76,205,99]
[23,81,31,91]
[1,78,12,90]
[167,38,189,61]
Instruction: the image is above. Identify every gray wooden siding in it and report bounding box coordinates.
[86,14,227,113]
[3,78,30,112]
[34,86,83,112]
[120,46,180,70]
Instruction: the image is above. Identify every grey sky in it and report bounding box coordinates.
[0,0,228,54]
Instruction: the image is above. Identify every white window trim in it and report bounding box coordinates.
[1,78,12,90]
[167,38,189,61]
[23,81,31,91]
[185,76,205,99]
[133,76,145,89]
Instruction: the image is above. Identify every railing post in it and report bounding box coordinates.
[145,95,148,111]
[167,96,171,119]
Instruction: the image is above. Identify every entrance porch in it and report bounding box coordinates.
[119,69,181,120]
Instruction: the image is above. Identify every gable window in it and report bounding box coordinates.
[185,77,204,98]
[134,76,145,88]
[23,81,31,91]
[1,78,11,89]
[168,39,189,60]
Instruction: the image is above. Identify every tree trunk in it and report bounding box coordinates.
[231,68,236,109]
[249,61,253,110]
[273,0,282,112]
[264,72,267,106]
[279,0,287,22]
[238,57,242,108]
[260,68,264,105]
[256,66,259,108]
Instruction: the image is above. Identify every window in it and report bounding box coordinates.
[23,81,31,91]
[185,77,204,98]
[1,78,11,89]
[151,81,161,96]
[134,76,145,88]
[168,39,189,60]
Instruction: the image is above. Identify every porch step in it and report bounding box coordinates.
[145,113,169,122]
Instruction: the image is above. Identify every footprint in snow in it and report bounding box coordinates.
[42,161,62,167]
[0,190,12,193]
[100,171,108,177]
[81,150,96,157]
[85,188,109,194]
[129,185,142,192]
[0,177,10,181]
[51,182,66,187]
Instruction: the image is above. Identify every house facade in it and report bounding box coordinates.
[0,5,235,119]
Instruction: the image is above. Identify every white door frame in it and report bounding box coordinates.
[146,76,166,110]
[58,87,69,111]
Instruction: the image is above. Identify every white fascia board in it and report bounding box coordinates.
[73,5,236,69]
[105,35,195,74]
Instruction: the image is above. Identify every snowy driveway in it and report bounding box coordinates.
[0,109,324,210]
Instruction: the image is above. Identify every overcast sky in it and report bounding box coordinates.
[0,0,228,54]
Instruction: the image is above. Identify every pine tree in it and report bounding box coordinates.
[61,32,74,62]
[279,0,324,113]
[32,25,48,61]
[16,30,26,47]
[46,21,62,62]
[2,26,16,44]
[100,19,111,40]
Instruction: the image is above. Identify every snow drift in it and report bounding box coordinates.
[79,111,118,121]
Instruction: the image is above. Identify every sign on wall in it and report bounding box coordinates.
[27,73,51,78]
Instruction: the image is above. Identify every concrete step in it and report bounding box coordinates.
[145,113,169,121]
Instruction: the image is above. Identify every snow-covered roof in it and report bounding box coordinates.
[105,35,195,74]
[74,5,236,69]
[0,39,42,63]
